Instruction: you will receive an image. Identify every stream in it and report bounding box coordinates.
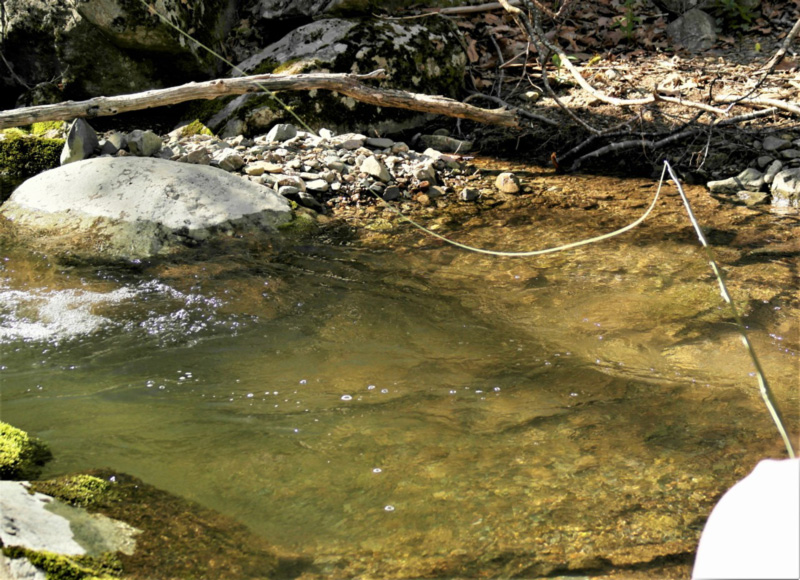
[1,165,798,577]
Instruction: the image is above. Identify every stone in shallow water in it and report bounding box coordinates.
[771,168,800,207]
[0,157,291,261]
[495,172,521,193]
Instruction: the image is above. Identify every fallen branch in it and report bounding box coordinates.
[761,15,800,72]
[713,95,800,116]
[0,69,537,131]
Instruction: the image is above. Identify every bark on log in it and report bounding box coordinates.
[0,69,529,131]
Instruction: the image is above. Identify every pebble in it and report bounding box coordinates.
[495,172,521,193]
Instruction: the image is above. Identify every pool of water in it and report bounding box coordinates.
[1,169,797,577]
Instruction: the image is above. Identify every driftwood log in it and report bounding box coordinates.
[0,69,543,131]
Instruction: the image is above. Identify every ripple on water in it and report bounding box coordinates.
[0,279,233,346]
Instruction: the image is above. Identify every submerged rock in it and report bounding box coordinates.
[0,157,291,261]
[771,168,800,208]
[495,172,521,193]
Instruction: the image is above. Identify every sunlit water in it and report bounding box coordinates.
[1,170,797,576]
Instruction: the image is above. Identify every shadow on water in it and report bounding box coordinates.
[0,168,797,577]
[0,174,23,203]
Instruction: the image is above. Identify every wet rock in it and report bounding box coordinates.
[60,119,98,165]
[667,9,716,52]
[762,135,791,152]
[426,185,447,199]
[297,191,325,212]
[707,167,764,194]
[126,129,162,157]
[460,187,480,201]
[382,185,402,201]
[736,190,768,206]
[495,172,521,193]
[0,157,291,261]
[361,156,391,182]
[771,168,800,208]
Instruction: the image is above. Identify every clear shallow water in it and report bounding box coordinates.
[1,172,798,576]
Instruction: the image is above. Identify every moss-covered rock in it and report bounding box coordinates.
[1,546,122,580]
[31,120,68,137]
[0,133,63,180]
[32,475,113,508]
[32,469,302,579]
[0,421,53,480]
[211,17,467,136]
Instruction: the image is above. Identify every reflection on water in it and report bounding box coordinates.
[1,171,797,576]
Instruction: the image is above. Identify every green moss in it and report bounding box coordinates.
[31,475,112,508]
[249,57,280,76]
[175,119,214,138]
[0,127,30,137]
[31,121,67,135]
[1,546,121,580]
[278,209,320,235]
[0,421,53,480]
[0,134,64,179]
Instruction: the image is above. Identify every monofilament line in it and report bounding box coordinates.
[372,163,666,256]
[664,161,796,458]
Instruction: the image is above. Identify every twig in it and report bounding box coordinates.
[464,92,559,126]
[569,129,700,171]
[714,95,800,116]
[761,15,800,72]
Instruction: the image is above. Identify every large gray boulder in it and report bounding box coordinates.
[209,17,467,136]
[0,157,291,261]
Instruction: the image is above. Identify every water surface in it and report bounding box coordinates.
[1,169,797,577]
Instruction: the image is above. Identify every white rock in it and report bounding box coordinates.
[1,157,291,260]
[495,172,521,193]
[0,481,85,555]
[361,156,391,182]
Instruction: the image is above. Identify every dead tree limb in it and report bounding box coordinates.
[0,69,537,131]
[713,95,800,116]
[761,15,800,72]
